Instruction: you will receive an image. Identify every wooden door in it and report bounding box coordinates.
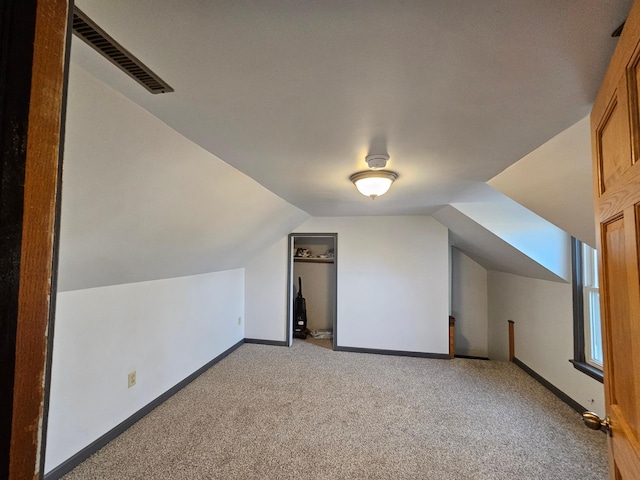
[591,1,640,477]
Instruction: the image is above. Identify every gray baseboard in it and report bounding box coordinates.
[455,354,490,360]
[244,338,287,346]
[512,357,587,414]
[44,339,244,480]
[335,345,449,359]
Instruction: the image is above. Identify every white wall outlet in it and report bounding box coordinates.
[238,316,242,325]
[128,370,136,388]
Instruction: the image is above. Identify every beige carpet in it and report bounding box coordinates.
[62,341,607,479]
[303,336,333,350]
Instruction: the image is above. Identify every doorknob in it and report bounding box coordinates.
[582,411,611,435]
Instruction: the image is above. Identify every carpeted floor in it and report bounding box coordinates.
[61,341,607,479]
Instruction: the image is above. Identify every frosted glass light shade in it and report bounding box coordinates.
[350,170,398,199]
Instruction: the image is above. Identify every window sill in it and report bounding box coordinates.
[570,360,604,383]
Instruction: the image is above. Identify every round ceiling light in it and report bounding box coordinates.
[350,170,398,199]
[350,153,398,199]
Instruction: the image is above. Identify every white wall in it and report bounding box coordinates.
[451,248,488,358]
[487,270,605,416]
[489,116,596,247]
[45,269,244,473]
[244,238,289,342]
[246,216,450,354]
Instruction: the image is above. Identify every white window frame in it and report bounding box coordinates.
[571,238,603,382]
[582,243,603,369]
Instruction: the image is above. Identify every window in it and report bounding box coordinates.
[582,243,603,368]
[571,237,604,382]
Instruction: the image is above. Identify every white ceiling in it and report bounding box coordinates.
[59,64,309,291]
[72,0,632,217]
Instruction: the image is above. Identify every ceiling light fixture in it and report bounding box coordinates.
[350,154,398,199]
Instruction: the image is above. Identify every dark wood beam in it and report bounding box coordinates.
[0,1,39,475]
[0,0,70,478]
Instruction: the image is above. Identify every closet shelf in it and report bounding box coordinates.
[294,257,334,264]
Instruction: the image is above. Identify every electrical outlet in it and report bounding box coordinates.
[237,316,242,325]
[128,371,136,388]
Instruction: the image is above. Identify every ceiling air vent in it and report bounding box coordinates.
[72,7,174,94]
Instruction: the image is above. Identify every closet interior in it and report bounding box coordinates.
[290,234,337,347]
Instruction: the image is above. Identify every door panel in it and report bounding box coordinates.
[601,216,637,435]
[595,83,632,194]
[625,39,640,165]
[592,1,640,477]
[609,404,640,480]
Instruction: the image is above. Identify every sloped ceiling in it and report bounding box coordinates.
[59,64,309,291]
[433,184,572,282]
[71,0,631,217]
[433,205,568,283]
[450,198,572,282]
[489,116,596,247]
[62,1,633,288]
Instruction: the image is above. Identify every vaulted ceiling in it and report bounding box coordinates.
[60,1,635,290]
[72,0,632,217]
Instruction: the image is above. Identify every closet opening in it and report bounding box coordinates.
[287,233,337,349]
